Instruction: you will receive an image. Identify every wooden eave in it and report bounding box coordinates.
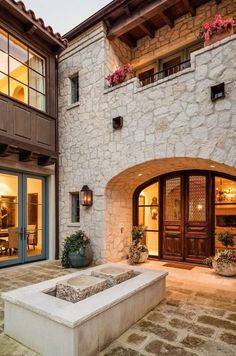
[64,0,219,47]
[0,0,67,51]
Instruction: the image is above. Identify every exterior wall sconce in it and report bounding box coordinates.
[112,116,123,130]
[80,185,93,206]
[211,83,225,101]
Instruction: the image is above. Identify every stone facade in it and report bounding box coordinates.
[58,3,236,263]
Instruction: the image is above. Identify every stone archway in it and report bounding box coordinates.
[104,157,236,262]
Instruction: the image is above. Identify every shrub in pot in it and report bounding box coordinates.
[128,226,149,265]
[61,231,93,268]
[205,231,236,277]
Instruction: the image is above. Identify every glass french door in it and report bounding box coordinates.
[162,173,210,263]
[0,171,46,267]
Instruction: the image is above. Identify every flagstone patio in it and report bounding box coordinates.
[0,261,235,356]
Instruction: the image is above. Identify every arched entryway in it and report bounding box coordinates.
[133,171,236,264]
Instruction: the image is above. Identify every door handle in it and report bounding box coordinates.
[23,228,27,241]
[19,227,23,241]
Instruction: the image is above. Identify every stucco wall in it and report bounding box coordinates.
[58,18,236,262]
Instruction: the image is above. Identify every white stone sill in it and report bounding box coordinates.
[104,77,139,95]
[67,223,81,228]
[66,101,80,111]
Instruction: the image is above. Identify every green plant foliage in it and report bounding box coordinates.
[131,226,147,241]
[61,230,90,268]
[217,231,235,248]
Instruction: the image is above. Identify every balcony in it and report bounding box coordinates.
[0,94,56,165]
[139,60,191,87]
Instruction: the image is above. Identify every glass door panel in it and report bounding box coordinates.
[215,177,236,252]
[138,182,159,256]
[0,173,20,264]
[26,177,44,259]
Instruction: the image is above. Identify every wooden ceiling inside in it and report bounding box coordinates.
[105,0,219,47]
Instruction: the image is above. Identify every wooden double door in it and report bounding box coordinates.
[162,172,211,264]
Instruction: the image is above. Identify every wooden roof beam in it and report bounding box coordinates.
[139,21,155,38]
[120,33,137,47]
[159,11,174,28]
[107,0,178,39]
[182,0,196,17]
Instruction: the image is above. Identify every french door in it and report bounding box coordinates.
[0,170,47,267]
[162,173,210,263]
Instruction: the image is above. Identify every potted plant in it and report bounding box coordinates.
[128,226,149,265]
[106,64,133,87]
[61,230,93,268]
[205,231,236,277]
[200,14,235,46]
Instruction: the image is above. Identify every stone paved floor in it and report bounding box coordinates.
[0,260,236,356]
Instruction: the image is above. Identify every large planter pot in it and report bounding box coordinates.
[68,245,93,268]
[212,261,236,277]
[204,28,233,47]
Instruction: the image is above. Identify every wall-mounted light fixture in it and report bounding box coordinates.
[80,185,93,206]
[211,83,225,101]
[112,116,123,130]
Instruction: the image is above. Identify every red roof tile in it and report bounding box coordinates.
[6,0,68,48]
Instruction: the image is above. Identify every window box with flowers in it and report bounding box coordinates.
[200,14,235,47]
[106,64,133,87]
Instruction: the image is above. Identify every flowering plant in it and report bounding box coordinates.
[61,230,91,268]
[200,14,235,42]
[106,64,133,87]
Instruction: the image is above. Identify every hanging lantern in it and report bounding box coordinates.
[80,185,93,206]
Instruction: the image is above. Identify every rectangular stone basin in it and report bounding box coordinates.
[2,263,167,356]
[56,275,110,303]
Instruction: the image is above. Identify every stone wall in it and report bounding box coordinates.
[58,15,236,262]
[131,0,236,69]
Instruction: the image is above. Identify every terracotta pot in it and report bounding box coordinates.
[212,261,236,277]
[204,28,233,47]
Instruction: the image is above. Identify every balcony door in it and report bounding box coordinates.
[0,171,46,267]
[162,173,210,263]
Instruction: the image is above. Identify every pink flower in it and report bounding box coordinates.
[200,14,234,42]
[83,235,88,241]
[106,64,133,87]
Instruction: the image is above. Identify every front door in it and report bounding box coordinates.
[162,173,210,263]
[0,171,47,267]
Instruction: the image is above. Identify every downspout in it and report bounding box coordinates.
[55,54,60,260]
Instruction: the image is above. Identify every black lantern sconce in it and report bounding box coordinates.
[80,185,93,207]
[112,116,123,130]
[211,83,225,101]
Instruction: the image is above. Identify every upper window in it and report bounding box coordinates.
[70,74,79,104]
[0,28,46,112]
[71,192,80,223]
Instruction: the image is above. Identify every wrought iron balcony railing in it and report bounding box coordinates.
[140,59,191,87]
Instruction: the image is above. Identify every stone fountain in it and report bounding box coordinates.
[2,264,167,356]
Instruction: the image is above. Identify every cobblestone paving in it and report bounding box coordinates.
[100,280,236,356]
[0,261,236,356]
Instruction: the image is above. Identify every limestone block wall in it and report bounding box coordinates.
[58,19,236,262]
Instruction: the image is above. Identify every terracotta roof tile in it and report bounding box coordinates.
[8,0,68,47]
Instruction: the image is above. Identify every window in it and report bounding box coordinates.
[71,193,80,223]
[70,74,79,104]
[0,27,46,111]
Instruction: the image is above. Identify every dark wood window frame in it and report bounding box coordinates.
[70,73,79,104]
[0,26,47,112]
[71,192,80,223]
